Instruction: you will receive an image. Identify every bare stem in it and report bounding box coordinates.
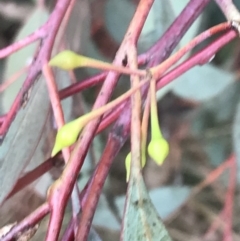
[1,203,50,241]
[214,0,240,22]
[151,22,231,79]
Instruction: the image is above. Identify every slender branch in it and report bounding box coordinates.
[0,115,6,125]
[59,72,107,99]
[214,0,240,22]
[1,203,50,241]
[6,155,62,200]
[156,30,237,90]
[151,22,230,79]
[0,28,45,59]
[145,0,211,65]
[128,46,142,179]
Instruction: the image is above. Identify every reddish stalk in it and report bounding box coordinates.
[59,72,107,99]
[151,22,231,79]
[5,156,62,200]
[203,209,225,239]
[0,115,6,125]
[156,30,237,90]
[1,203,50,241]
[0,28,45,59]
[43,64,81,225]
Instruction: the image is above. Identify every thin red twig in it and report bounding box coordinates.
[5,156,62,200]
[0,28,45,59]
[1,203,50,241]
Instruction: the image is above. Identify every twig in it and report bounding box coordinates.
[145,0,211,65]
[43,63,81,231]
[214,0,240,22]
[156,30,237,90]
[5,155,62,200]
[0,28,45,59]
[151,22,231,79]
[1,203,50,241]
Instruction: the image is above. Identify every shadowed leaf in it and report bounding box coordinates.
[121,175,172,241]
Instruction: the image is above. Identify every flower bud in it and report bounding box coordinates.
[147,138,169,165]
[51,118,82,156]
[49,50,88,70]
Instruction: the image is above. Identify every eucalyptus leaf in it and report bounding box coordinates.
[0,0,90,201]
[93,186,190,231]
[0,76,50,205]
[115,186,190,226]
[162,64,234,102]
[121,175,172,241]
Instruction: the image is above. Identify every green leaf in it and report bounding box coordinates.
[121,175,172,241]
[0,76,51,205]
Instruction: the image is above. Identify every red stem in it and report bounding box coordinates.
[1,203,50,241]
[5,156,62,200]
[0,28,45,59]
[157,30,237,90]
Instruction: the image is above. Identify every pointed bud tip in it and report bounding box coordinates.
[51,144,61,157]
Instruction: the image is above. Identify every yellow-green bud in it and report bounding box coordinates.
[49,50,88,70]
[147,138,169,165]
[51,118,83,157]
